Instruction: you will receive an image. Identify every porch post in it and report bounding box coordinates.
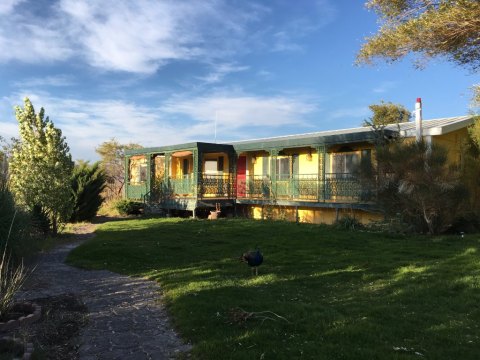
[228,151,237,198]
[146,154,152,201]
[193,148,200,198]
[124,155,130,199]
[164,152,171,200]
[269,149,279,199]
[164,152,171,182]
[315,145,326,201]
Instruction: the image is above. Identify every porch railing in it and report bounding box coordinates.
[198,173,235,198]
[136,172,373,204]
[237,173,373,202]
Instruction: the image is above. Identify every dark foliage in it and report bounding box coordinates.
[374,141,469,234]
[70,162,106,222]
[114,200,144,215]
[0,179,35,260]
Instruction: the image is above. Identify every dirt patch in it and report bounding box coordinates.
[28,294,88,360]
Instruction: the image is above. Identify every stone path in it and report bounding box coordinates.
[17,224,191,359]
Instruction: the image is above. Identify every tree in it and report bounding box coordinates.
[357,0,480,71]
[374,141,468,234]
[9,98,73,234]
[472,84,480,112]
[0,137,8,183]
[96,139,142,201]
[70,161,106,222]
[364,101,411,126]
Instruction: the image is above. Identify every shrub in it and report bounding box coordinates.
[0,179,35,259]
[333,215,363,231]
[114,200,144,216]
[70,161,106,222]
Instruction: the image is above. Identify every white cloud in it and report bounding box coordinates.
[0,0,262,72]
[162,92,318,138]
[12,75,75,88]
[0,0,24,15]
[197,63,250,84]
[1,92,187,160]
[328,106,370,121]
[271,0,337,53]
[1,89,319,160]
[0,0,334,73]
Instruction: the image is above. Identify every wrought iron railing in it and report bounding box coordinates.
[132,172,373,204]
[237,173,373,202]
[198,173,235,198]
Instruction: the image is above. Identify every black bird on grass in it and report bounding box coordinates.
[240,247,263,276]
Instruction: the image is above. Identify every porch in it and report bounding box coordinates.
[236,173,374,203]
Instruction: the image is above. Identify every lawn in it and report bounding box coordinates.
[67,218,480,359]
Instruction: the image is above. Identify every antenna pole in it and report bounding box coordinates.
[214,111,217,143]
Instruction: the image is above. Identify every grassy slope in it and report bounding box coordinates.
[67,218,480,359]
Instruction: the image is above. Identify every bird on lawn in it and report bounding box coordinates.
[240,247,263,276]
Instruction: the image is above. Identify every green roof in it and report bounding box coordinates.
[125,115,475,155]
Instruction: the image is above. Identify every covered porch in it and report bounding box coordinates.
[125,142,236,212]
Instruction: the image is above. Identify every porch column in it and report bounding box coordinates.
[269,149,279,199]
[193,148,200,198]
[146,154,152,201]
[164,152,171,200]
[228,151,237,198]
[315,145,326,201]
[124,155,130,199]
[164,152,171,182]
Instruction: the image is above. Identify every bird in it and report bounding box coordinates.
[240,247,263,276]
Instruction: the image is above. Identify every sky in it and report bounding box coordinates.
[0,0,478,161]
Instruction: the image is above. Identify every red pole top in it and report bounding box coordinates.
[416,97,422,103]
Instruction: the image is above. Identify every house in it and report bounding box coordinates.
[124,113,475,224]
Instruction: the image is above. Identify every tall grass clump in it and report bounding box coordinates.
[0,240,27,319]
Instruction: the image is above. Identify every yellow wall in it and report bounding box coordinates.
[299,152,318,174]
[248,205,382,225]
[171,156,192,178]
[431,128,468,166]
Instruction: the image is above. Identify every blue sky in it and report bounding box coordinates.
[0,0,478,160]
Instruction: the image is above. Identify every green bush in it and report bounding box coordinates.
[333,215,363,231]
[0,180,36,260]
[114,200,144,215]
[70,161,106,222]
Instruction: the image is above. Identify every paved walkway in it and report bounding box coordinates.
[17,224,191,359]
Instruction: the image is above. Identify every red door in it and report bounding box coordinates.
[237,156,246,197]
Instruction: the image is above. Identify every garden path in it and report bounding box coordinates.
[16,223,191,359]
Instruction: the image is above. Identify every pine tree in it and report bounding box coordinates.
[70,161,106,222]
[9,98,73,234]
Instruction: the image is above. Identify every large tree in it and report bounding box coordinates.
[95,139,142,200]
[9,98,73,234]
[364,101,411,126]
[357,0,480,71]
[372,141,468,234]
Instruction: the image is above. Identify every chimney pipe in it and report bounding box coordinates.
[415,97,422,142]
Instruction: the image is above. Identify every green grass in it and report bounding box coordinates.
[67,218,480,359]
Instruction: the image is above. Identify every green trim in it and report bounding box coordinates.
[125,142,235,156]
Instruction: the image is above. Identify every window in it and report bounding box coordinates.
[204,160,217,174]
[276,157,290,179]
[129,157,147,184]
[332,152,359,174]
[139,163,147,182]
[182,159,189,177]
